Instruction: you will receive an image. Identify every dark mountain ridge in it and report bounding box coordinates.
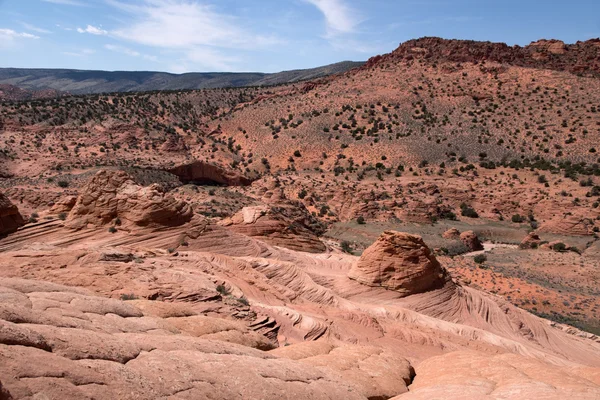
[0,61,364,96]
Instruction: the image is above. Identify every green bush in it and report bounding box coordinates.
[340,241,353,254]
[552,242,567,252]
[511,214,525,223]
[461,206,479,218]
[473,254,487,264]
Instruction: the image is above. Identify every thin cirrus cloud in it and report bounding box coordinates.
[105,0,282,70]
[77,25,108,35]
[62,48,96,57]
[104,44,158,62]
[304,0,359,36]
[21,22,52,34]
[41,0,87,6]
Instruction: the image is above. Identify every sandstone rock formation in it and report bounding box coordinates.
[220,203,326,253]
[393,351,600,400]
[348,231,448,295]
[0,193,24,236]
[0,278,364,400]
[442,227,460,239]
[460,230,484,251]
[373,37,600,77]
[168,160,253,186]
[66,169,192,230]
[49,196,77,215]
[520,232,542,249]
[537,215,594,236]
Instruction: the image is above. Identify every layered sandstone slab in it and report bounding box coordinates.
[348,231,447,296]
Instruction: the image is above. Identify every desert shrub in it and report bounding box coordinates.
[108,226,117,233]
[57,180,69,188]
[552,242,567,252]
[460,204,479,218]
[474,254,487,264]
[237,297,250,306]
[58,212,67,221]
[298,189,307,199]
[511,214,525,223]
[444,241,470,256]
[120,293,137,300]
[340,240,353,254]
[216,284,230,296]
[439,210,457,220]
[356,216,366,224]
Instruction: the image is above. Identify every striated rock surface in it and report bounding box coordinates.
[348,231,448,296]
[49,196,77,215]
[0,278,364,400]
[537,215,594,236]
[460,230,484,251]
[66,169,192,230]
[270,342,415,399]
[220,203,326,253]
[168,160,253,186]
[393,351,600,400]
[0,193,24,236]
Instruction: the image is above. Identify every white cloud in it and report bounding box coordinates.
[41,0,86,6]
[106,0,282,71]
[0,28,40,47]
[77,25,108,35]
[62,48,96,57]
[104,44,158,62]
[304,0,359,36]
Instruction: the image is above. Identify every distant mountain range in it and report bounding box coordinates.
[0,61,364,97]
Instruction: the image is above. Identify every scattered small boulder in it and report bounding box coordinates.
[520,232,542,249]
[442,228,460,239]
[460,230,483,251]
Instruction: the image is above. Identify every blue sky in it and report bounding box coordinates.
[1,0,599,73]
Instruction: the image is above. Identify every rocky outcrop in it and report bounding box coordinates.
[0,193,25,236]
[348,231,448,296]
[364,37,600,77]
[520,232,542,249]
[49,196,77,214]
[66,170,192,230]
[219,203,326,253]
[460,230,484,251]
[168,160,253,186]
[442,228,460,239]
